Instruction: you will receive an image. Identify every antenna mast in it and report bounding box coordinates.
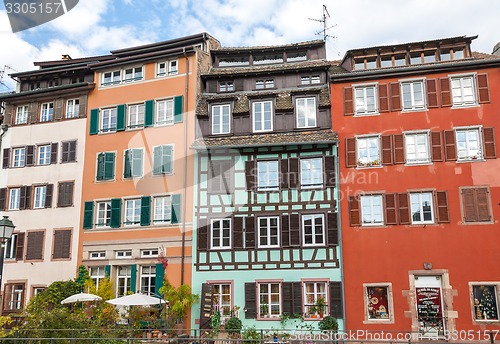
[0,65,17,91]
[308,4,336,41]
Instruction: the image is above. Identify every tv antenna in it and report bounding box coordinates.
[0,65,17,91]
[308,4,336,41]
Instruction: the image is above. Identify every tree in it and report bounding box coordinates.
[159,278,198,325]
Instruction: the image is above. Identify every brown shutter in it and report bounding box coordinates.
[444,130,457,161]
[324,156,336,187]
[343,87,354,115]
[197,217,208,251]
[16,233,25,260]
[482,127,496,159]
[381,135,393,165]
[289,213,300,246]
[50,143,58,164]
[477,73,490,104]
[393,134,405,164]
[0,188,6,211]
[61,142,69,163]
[53,229,71,259]
[28,102,38,123]
[280,158,289,189]
[233,216,244,249]
[288,158,299,188]
[426,79,439,108]
[79,95,87,117]
[461,188,478,222]
[199,283,214,328]
[435,191,450,223]
[398,193,411,225]
[327,212,338,246]
[292,282,302,318]
[384,193,397,225]
[348,196,360,226]
[345,138,357,168]
[475,188,492,222]
[245,216,255,248]
[2,148,10,169]
[26,145,35,166]
[390,82,401,111]
[431,131,443,162]
[19,185,29,210]
[329,281,343,318]
[281,214,290,247]
[440,77,452,107]
[26,231,44,260]
[244,283,256,319]
[57,181,74,207]
[54,98,63,120]
[282,282,294,317]
[45,184,53,208]
[68,141,77,162]
[245,160,256,191]
[234,79,244,92]
[378,84,389,112]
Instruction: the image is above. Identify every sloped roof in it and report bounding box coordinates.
[203,60,337,77]
[213,40,324,54]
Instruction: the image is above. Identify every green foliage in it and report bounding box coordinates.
[159,278,199,323]
[241,326,261,343]
[0,316,14,338]
[224,316,242,335]
[318,315,338,333]
[25,280,81,314]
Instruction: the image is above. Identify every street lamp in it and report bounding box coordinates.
[0,216,15,292]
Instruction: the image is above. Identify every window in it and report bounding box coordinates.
[410,192,434,224]
[141,249,159,257]
[123,148,143,178]
[209,160,233,194]
[451,75,477,107]
[401,80,425,110]
[211,218,231,249]
[258,282,280,317]
[258,217,279,248]
[360,195,384,226]
[102,70,121,85]
[33,287,46,296]
[96,201,111,227]
[9,188,20,210]
[472,285,499,321]
[287,51,307,62]
[61,140,77,163]
[123,67,143,82]
[168,60,177,75]
[257,161,279,191]
[13,147,25,167]
[37,145,51,165]
[156,99,174,125]
[302,214,325,246]
[15,105,28,124]
[304,281,328,317]
[116,250,132,259]
[40,102,54,122]
[140,265,156,294]
[301,75,320,85]
[101,108,117,132]
[255,79,274,89]
[357,136,380,166]
[153,145,173,175]
[57,181,74,207]
[212,104,231,135]
[300,158,323,188]
[96,152,115,181]
[219,56,249,67]
[89,251,105,259]
[33,185,47,209]
[253,53,283,65]
[219,81,234,92]
[354,85,378,115]
[66,99,80,118]
[460,187,492,223]
[124,198,141,225]
[52,229,71,259]
[3,234,18,259]
[366,285,392,320]
[3,283,25,312]
[89,266,105,289]
[157,62,167,76]
[117,266,132,296]
[26,231,44,260]
[252,101,273,132]
[128,103,145,128]
[456,128,482,160]
[213,284,232,321]
[296,97,316,128]
[405,132,430,164]
[153,196,171,223]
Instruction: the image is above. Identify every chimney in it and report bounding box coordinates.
[493,43,500,56]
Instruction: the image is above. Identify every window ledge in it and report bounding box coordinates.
[363,319,394,325]
[451,103,480,109]
[461,220,494,226]
[404,161,433,166]
[95,179,116,183]
[126,126,145,131]
[360,224,387,228]
[356,165,383,170]
[456,158,485,163]
[354,112,380,117]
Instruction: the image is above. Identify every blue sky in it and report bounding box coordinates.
[1,0,499,91]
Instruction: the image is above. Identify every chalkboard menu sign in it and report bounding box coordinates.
[416,287,443,325]
[199,283,214,329]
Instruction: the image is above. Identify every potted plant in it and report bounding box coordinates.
[315,297,327,318]
[224,316,242,338]
[260,304,269,317]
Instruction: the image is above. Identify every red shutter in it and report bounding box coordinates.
[390,82,401,111]
[435,191,450,223]
[440,78,452,107]
[348,196,360,226]
[431,131,443,162]
[245,160,256,191]
[378,84,389,112]
[482,127,496,159]
[475,188,492,222]
[444,130,457,161]
[398,193,411,225]
[381,135,393,165]
[393,134,405,164]
[477,73,490,104]
[461,188,478,223]
[426,79,439,108]
[345,138,357,168]
[343,87,354,116]
[384,193,397,225]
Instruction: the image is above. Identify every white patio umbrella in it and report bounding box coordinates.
[61,292,102,304]
[106,292,167,306]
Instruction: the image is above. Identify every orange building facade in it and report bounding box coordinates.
[331,36,500,340]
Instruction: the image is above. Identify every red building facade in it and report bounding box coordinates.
[331,36,500,340]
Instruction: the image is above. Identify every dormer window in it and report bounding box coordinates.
[219,56,249,67]
[212,104,231,135]
[256,79,274,89]
[253,53,284,65]
[219,81,234,92]
[287,51,307,62]
[301,75,320,85]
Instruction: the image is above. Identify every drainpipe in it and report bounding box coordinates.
[0,123,8,155]
[180,47,189,285]
[335,141,347,330]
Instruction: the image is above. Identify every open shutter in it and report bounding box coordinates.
[329,282,343,318]
[345,138,357,168]
[431,131,443,161]
[440,78,452,107]
[197,217,208,251]
[45,184,53,208]
[245,216,255,248]
[327,212,338,246]
[288,158,299,189]
[54,98,63,120]
[116,104,126,131]
[393,134,405,164]
[104,152,115,180]
[89,109,99,135]
[16,233,25,260]
[381,135,393,165]
[153,146,161,175]
[140,196,151,226]
[144,100,154,127]
[384,193,398,225]
[245,160,256,191]
[123,150,131,178]
[96,153,104,180]
[444,130,457,161]
[26,145,35,166]
[2,148,10,169]
[171,194,182,224]
[130,264,137,293]
[105,265,111,277]
[476,188,492,222]
[19,185,28,210]
[110,198,121,228]
[163,145,173,174]
[426,79,439,108]
[289,213,300,246]
[343,87,354,115]
[0,188,6,210]
[348,196,360,226]
[244,283,256,319]
[155,263,165,292]
[79,95,87,118]
[174,96,183,123]
[50,143,58,164]
[477,73,490,103]
[233,216,244,249]
[398,193,411,225]
[280,159,289,189]
[281,214,290,247]
[324,156,336,187]
[482,127,496,159]
[390,82,401,111]
[83,201,94,229]
[435,191,450,223]
[378,84,389,112]
[200,283,214,328]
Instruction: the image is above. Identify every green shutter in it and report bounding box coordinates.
[132,149,143,177]
[83,201,94,229]
[104,152,115,180]
[123,150,131,178]
[155,263,165,293]
[145,100,154,127]
[171,194,181,224]
[163,145,173,173]
[90,109,99,135]
[96,153,105,181]
[174,96,183,123]
[105,265,111,277]
[110,198,121,228]
[116,104,126,131]
[140,196,151,226]
[130,264,137,293]
[153,146,162,175]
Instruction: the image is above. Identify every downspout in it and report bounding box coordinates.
[180,47,189,285]
[335,141,347,330]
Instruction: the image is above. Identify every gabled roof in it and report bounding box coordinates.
[213,40,324,54]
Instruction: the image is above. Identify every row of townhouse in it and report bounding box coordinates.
[0,33,499,339]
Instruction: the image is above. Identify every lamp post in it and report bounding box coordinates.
[0,216,15,294]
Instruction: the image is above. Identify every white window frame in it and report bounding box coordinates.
[401,80,426,111]
[211,218,231,250]
[252,100,273,132]
[409,192,435,224]
[117,265,132,296]
[470,283,500,322]
[89,266,105,289]
[213,283,233,321]
[152,145,174,175]
[124,198,141,226]
[255,79,274,89]
[451,74,477,107]
[356,135,381,167]
[219,81,234,92]
[102,70,121,86]
[33,185,47,209]
[124,148,143,178]
[66,99,80,118]
[3,233,18,259]
[354,84,378,115]
[212,104,231,135]
[258,216,280,248]
[404,131,431,164]
[257,160,279,191]
[455,127,483,161]
[296,97,317,128]
[303,281,328,318]
[123,66,143,82]
[96,201,111,227]
[141,249,159,257]
[168,60,178,75]
[9,188,20,210]
[258,282,281,318]
[153,195,171,224]
[127,103,145,128]
[360,195,384,226]
[40,102,54,122]
[300,157,323,188]
[89,251,106,260]
[116,250,132,259]
[37,145,51,165]
[13,147,25,168]
[156,99,174,125]
[302,214,325,246]
[15,105,28,124]
[101,108,117,133]
[140,265,156,294]
[364,283,394,323]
